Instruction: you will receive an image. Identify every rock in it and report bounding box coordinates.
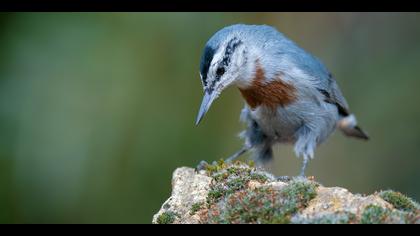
[152,161,420,224]
[152,167,212,224]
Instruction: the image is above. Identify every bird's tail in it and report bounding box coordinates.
[338,114,369,140]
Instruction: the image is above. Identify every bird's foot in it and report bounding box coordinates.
[275,175,291,182]
[293,174,315,182]
[195,160,210,171]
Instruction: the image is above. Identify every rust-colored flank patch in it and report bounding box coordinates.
[239,60,297,110]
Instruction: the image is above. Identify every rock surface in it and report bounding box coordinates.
[152,161,420,224]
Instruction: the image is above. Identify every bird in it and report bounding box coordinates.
[195,24,369,177]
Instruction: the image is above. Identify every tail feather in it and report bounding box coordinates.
[338,114,369,140]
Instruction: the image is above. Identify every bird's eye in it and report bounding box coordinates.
[216,67,225,77]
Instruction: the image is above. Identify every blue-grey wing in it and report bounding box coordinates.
[259,25,351,116]
[287,46,351,115]
[305,56,351,116]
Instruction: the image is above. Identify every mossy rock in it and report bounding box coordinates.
[206,179,318,224]
[201,160,318,223]
[379,190,419,212]
[153,161,420,224]
[156,211,178,224]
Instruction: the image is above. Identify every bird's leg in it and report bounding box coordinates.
[225,146,250,163]
[299,156,309,177]
[293,125,315,178]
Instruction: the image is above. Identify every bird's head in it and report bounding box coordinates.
[195,30,254,125]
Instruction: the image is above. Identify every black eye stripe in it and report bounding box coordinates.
[221,37,242,67]
[200,46,215,87]
[214,38,242,82]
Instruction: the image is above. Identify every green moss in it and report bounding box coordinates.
[250,173,269,183]
[206,161,256,205]
[213,172,229,182]
[156,211,178,224]
[205,160,254,178]
[190,202,204,215]
[203,161,319,224]
[207,178,318,224]
[208,187,289,224]
[379,190,419,212]
[207,175,249,205]
[292,212,357,224]
[226,177,248,191]
[281,179,318,211]
[205,159,228,175]
[226,166,251,176]
[247,160,255,168]
[207,187,224,204]
[361,204,420,224]
[360,205,389,224]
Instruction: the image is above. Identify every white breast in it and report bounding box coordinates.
[247,98,339,145]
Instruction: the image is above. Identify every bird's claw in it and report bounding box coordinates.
[276,175,291,182]
[196,160,219,171]
[195,160,209,171]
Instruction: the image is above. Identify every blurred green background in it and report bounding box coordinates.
[0,12,419,223]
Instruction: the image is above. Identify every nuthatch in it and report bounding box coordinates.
[195,24,369,176]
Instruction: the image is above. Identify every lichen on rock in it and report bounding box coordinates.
[378,190,419,212]
[152,160,420,224]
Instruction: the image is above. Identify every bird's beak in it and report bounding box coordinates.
[195,90,218,126]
